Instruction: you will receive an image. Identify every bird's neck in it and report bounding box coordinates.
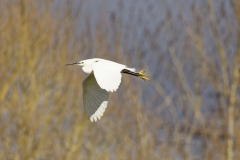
[82,66,93,74]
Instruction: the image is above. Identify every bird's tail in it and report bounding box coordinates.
[125,67,136,72]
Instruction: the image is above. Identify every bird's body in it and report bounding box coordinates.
[67,58,149,122]
[80,58,125,74]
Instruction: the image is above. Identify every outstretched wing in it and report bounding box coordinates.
[82,74,109,122]
[92,60,126,92]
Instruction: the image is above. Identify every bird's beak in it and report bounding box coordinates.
[66,62,80,66]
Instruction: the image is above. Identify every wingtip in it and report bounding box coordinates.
[105,87,119,92]
[90,117,94,122]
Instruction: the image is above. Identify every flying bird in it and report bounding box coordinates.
[66,58,149,122]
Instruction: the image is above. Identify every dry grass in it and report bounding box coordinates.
[0,0,239,160]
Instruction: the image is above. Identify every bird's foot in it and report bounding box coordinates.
[138,70,149,82]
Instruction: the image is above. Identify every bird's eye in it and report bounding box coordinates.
[80,62,84,64]
[95,61,98,62]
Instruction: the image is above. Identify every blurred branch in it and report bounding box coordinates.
[208,1,239,159]
[227,49,239,160]
[226,1,240,160]
[209,0,230,96]
[0,0,238,159]
[136,52,179,124]
[185,26,221,92]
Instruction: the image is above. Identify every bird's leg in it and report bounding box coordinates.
[121,69,149,82]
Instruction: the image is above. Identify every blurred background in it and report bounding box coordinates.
[0,0,240,159]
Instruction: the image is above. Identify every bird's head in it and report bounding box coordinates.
[66,58,101,74]
[67,58,101,73]
[66,58,100,67]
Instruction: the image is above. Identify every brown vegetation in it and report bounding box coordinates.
[0,0,239,159]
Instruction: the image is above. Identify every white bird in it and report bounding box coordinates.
[66,58,149,122]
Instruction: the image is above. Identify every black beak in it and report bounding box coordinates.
[66,62,79,66]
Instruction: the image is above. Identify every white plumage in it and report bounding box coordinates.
[67,58,149,122]
[92,60,125,92]
[82,73,109,121]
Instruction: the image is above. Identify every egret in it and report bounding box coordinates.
[66,58,149,122]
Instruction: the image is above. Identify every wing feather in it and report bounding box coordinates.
[92,60,125,92]
[82,74,109,122]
